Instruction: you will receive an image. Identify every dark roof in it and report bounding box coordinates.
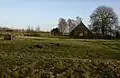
[5,29,14,32]
[71,22,90,33]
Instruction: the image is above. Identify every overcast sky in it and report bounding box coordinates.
[0,0,120,31]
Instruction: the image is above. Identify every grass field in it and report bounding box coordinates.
[0,36,120,77]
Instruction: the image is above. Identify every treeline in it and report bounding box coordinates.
[0,26,49,37]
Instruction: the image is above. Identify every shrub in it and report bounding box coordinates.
[24,32,40,37]
[51,28,61,36]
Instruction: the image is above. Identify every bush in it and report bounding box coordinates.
[51,28,61,36]
[24,32,40,37]
[0,33,4,37]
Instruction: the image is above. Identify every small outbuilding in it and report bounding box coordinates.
[4,29,16,40]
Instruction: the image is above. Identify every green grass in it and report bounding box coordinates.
[3,36,120,60]
[0,36,120,77]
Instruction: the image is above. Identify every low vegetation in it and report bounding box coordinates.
[0,37,120,77]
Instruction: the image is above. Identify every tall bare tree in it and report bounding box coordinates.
[90,6,119,36]
[58,18,63,33]
[76,16,82,25]
[58,18,67,35]
[71,19,77,31]
[26,25,34,32]
[67,18,72,33]
[26,25,31,32]
[35,26,40,32]
[67,18,78,33]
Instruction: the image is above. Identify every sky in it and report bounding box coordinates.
[0,0,120,31]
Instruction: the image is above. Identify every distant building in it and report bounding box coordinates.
[70,22,93,39]
[4,29,16,40]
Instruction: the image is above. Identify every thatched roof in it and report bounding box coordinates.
[70,22,91,33]
[70,22,93,39]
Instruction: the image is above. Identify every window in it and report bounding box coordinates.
[79,33,83,36]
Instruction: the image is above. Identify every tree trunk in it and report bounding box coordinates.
[101,19,105,38]
[101,26,105,37]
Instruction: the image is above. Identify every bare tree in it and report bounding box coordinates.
[26,25,31,32]
[67,18,72,33]
[71,19,77,31]
[76,16,82,25]
[26,25,34,32]
[58,18,67,35]
[67,18,78,33]
[58,18,63,33]
[35,26,40,32]
[90,6,119,36]
[31,26,34,32]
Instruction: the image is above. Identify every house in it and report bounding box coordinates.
[70,22,93,39]
[4,29,16,40]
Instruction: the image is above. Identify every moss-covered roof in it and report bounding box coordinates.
[70,22,90,33]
